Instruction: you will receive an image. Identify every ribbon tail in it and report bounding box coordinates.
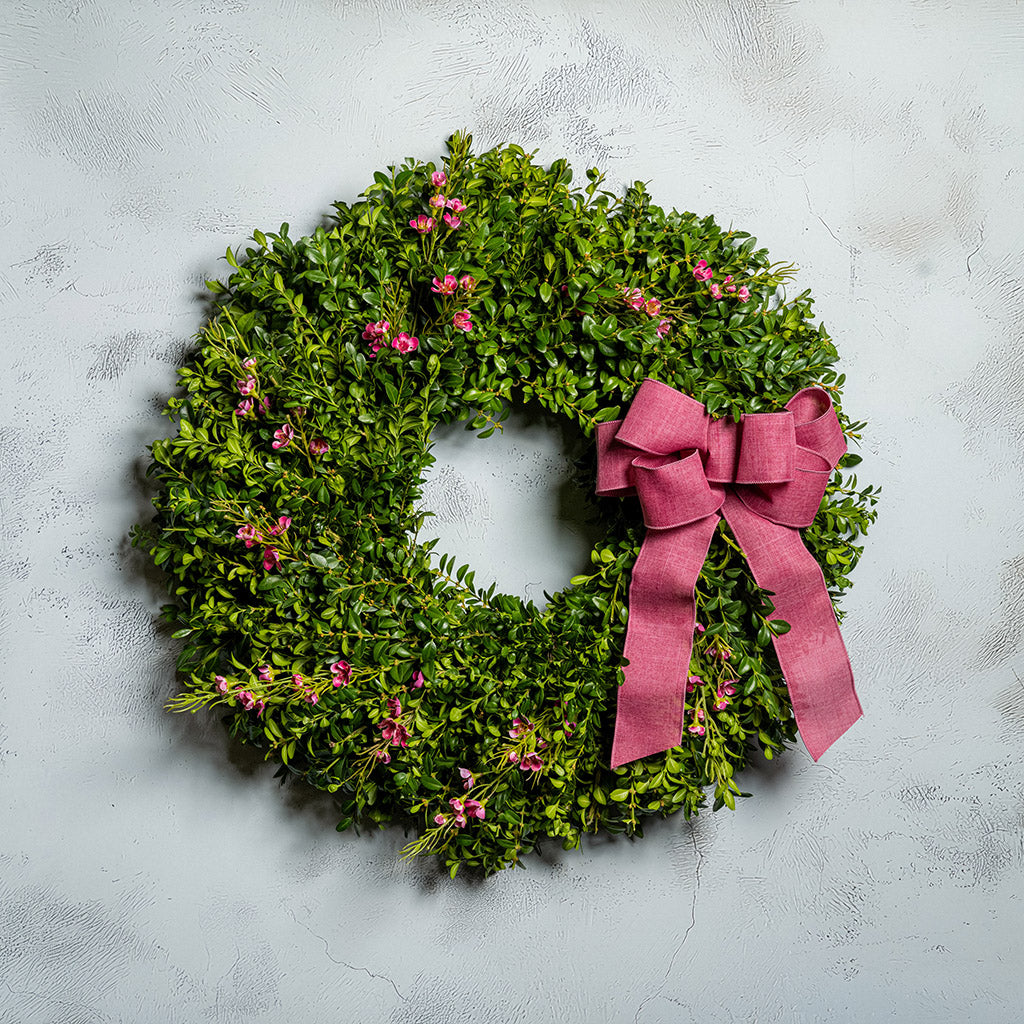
[721,493,862,760]
[610,515,719,768]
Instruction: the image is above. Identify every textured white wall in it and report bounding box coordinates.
[3,1,1023,1020]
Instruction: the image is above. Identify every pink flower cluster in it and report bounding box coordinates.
[291,672,319,704]
[413,171,467,233]
[392,332,419,353]
[362,319,390,356]
[236,690,266,715]
[361,319,419,357]
[444,797,485,828]
[378,696,410,756]
[215,676,267,715]
[330,659,351,688]
[621,286,672,338]
[431,273,476,296]
[234,361,272,418]
[236,515,290,572]
[692,260,751,301]
[506,717,546,772]
[713,681,737,711]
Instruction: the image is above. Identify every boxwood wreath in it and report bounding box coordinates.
[135,132,878,876]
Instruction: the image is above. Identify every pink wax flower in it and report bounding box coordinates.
[464,798,485,820]
[721,681,737,696]
[237,690,256,710]
[235,398,254,417]
[431,170,447,187]
[433,813,446,825]
[656,318,672,338]
[507,751,520,764]
[449,798,468,828]
[242,356,257,369]
[376,749,391,764]
[262,546,281,571]
[692,259,713,282]
[714,690,731,711]
[304,690,319,705]
[509,717,534,739]
[431,274,459,294]
[429,194,447,209]
[446,198,466,213]
[386,696,402,717]
[686,674,704,695]
[367,339,384,358]
[695,622,705,634]
[237,376,257,395]
[410,215,434,234]
[411,670,425,689]
[236,525,261,548]
[291,673,304,688]
[272,424,294,449]
[442,212,461,230]
[309,438,329,455]
[253,699,266,716]
[379,718,410,747]
[459,274,476,292]
[645,297,662,316]
[215,675,229,693]
[268,515,292,536]
[330,660,351,687]
[519,752,544,772]
[459,767,474,790]
[392,332,419,353]
[258,664,273,682]
[737,286,750,300]
[688,720,706,737]
[623,287,645,311]
[259,396,271,415]
[709,283,723,299]
[723,275,736,294]
[451,309,472,332]
[362,319,390,341]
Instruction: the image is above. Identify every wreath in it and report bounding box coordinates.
[136,132,877,876]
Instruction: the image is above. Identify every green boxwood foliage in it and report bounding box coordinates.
[134,132,877,876]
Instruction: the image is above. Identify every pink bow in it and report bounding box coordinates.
[596,379,862,767]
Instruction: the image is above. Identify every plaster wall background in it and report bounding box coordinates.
[2,1,1023,1020]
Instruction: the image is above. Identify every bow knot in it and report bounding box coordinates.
[596,378,862,768]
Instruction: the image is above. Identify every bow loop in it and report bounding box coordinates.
[632,451,724,529]
[735,412,796,484]
[616,378,708,455]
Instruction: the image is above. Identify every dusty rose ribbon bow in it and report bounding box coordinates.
[596,378,862,768]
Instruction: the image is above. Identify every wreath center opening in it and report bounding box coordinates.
[417,405,601,608]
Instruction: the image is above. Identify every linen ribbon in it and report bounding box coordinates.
[596,378,862,768]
